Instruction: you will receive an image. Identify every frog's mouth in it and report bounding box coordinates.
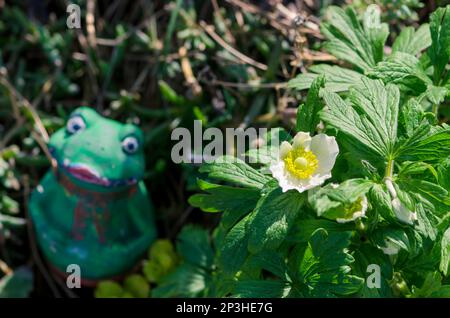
[60,161,138,188]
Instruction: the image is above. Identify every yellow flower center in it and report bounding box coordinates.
[342,197,364,219]
[283,147,318,179]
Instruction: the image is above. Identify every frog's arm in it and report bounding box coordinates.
[112,233,154,257]
[126,182,156,234]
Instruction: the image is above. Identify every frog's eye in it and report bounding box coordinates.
[66,115,86,134]
[122,136,140,154]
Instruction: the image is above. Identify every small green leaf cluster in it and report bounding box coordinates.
[95,225,216,298]
[95,239,179,298]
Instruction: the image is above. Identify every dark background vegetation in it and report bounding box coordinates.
[0,0,447,297]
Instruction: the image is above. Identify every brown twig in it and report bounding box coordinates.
[179,46,202,96]
[0,74,57,172]
[0,258,12,275]
[211,0,235,44]
[205,79,287,90]
[0,76,50,143]
[86,0,97,49]
[199,20,268,71]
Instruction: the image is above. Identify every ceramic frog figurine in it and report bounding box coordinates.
[29,107,156,284]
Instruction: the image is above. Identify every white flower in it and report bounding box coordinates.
[385,179,418,225]
[391,198,417,225]
[270,132,339,193]
[380,239,401,255]
[336,195,368,223]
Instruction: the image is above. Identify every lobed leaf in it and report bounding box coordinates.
[248,188,305,253]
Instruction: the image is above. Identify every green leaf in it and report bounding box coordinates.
[372,227,411,253]
[176,225,214,269]
[424,84,448,105]
[248,188,305,253]
[396,124,450,162]
[309,179,373,222]
[234,280,291,298]
[199,156,271,189]
[437,157,450,190]
[392,24,432,56]
[353,245,393,297]
[148,239,178,271]
[0,267,33,298]
[368,184,397,224]
[367,52,431,93]
[321,77,399,159]
[440,227,450,275]
[398,178,450,216]
[428,5,450,83]
[399,234,440,274]
[288,65,363,92]
[296,75,325,134]
[288,219,355,243]
[188,180,260,229]
[158,80,187,105]
[152,264,209,298]
[218,214,252,276]
[398,161,438,180]
[410,272,450,298]
[400,98,424,137]
[415,202,439,241]
[321,5,388,72]
[94,281,124,298]
[247,251,288,279]
[189,180,260,213]
[123,274,150,298]
[363,4,390,63]
[296,229,363,297]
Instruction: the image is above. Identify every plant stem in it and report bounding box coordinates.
[432,103,440,117]
[385,158,394,179]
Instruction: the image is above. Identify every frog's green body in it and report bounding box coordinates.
[29,107,156,281]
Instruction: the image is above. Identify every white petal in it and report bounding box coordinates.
[292,132,311,150]
[310,134,339,175]
[279,141,292,159]
[391,198,416,225]
[385,178,396,197]
[270,159,329,193]
[336,212,364,224]
[361,195,368,214]
[381,244,400,256]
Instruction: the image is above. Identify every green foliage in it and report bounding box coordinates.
[94,281,125,298]
[247,187,305,253]
[321,77,399,159]
[296,75,326,134]
[295,229,364,297]
[289,4,449,115]
[192,16,450,295]
[428,6,450,84]
[391,24,431,55]
[234,229,363,298]
[95,239,178,298]
[321,5,388,72]
[152,225,215,297]
[353,0,424,22]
